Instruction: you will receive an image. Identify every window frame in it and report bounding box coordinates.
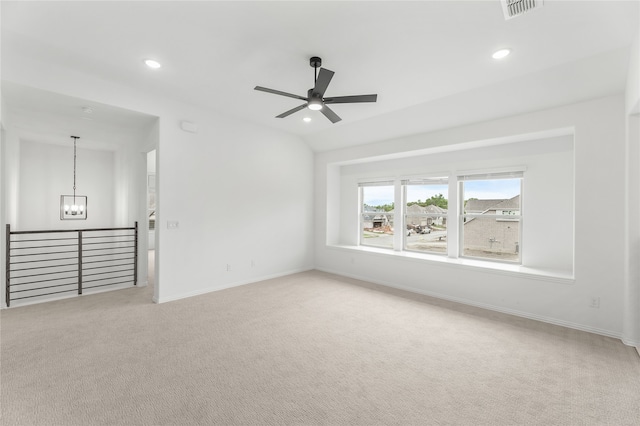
[402,177,449,256]
[359,180,395,250]
[458,172,523,264]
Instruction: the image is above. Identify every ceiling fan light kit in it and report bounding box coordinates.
[254,56,378,123]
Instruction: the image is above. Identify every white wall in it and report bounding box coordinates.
[316,95,627,340]
[156,108,314,303]
[623,32,640,348]
[2,126,19,228]
[2,51,315,305]
[18,140,115,230]
[625,32,639,115]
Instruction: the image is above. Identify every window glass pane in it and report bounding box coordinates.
[405,183,448,254]
[462,216,520,261]
[361,185,394,249]
[462,178,521,262]
[462,179,520,211]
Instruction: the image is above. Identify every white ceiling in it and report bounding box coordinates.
[2,82,158,150]
[2,1,638,151]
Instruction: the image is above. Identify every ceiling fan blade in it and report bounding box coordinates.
[324,94,378,104]
[320,105,342,123]
[255,86,307,101]
[276,103,308,118]
[313,68,334,97]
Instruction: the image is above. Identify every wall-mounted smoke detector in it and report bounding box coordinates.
[501,0,544,20]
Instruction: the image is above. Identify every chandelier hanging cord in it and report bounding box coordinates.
[71,136,79,201]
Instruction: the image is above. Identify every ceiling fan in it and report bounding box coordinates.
[254,56,377,124]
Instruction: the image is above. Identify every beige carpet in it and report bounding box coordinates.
[1,263,639,425]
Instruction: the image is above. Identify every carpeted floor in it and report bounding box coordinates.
[1,259,639,425]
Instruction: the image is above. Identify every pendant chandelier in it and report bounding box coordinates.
[60,135,87,220]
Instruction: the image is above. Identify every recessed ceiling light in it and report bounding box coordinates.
[303,117,311,123]
[492,48,511,59]
[144,59,162,69]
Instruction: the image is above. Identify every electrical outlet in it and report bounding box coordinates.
[226,264,231,272]
[589,297,600,308]
[167,221,179,229]
[251,260,255,267]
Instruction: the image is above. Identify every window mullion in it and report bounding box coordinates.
[393,179,403,251]
[448,173,458,258]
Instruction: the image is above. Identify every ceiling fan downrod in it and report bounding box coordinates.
[310,56,322,85]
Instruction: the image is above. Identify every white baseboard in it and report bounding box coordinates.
[316,267,624,342]
[621,337,640,348]
[155,267,314,304]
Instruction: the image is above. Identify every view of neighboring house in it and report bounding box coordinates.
[405,204,447,229]
[464,195,521,258]
[362,205,393,232]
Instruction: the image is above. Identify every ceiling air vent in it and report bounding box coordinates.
[501,0,544,20]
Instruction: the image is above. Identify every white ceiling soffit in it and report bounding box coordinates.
[501,0,544,20]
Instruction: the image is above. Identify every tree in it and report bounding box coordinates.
[425,194,447,209]
[407,194,447,209]
[366,202,394,212]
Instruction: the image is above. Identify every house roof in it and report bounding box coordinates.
[465,199,505,213]
[492,195,521,211]
[424,205,447,215]
[465,195,520,213]
[406,204,447,215]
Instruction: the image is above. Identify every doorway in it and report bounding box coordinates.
[147,150,157,289]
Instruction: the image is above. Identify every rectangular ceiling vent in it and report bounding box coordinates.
[501,0,544,20]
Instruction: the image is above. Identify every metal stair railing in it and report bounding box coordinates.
[5,222,138,307]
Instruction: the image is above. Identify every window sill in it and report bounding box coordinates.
[327,244,575,284]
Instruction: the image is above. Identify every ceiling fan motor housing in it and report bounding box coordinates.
[307,88,323,110]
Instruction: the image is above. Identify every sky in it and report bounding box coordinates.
[463,179,520,200]
[362,179,521,207]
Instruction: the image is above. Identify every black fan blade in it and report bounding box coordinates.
[320,105,342,123]
[276,103,307,118]
[313,68,334,97]
[324,94,377,104]
[255,86,307,101]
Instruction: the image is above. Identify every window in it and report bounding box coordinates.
[460,172,523,263]
[356,171,524,265]
[403,178,448,254]
[360,182,394,249]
